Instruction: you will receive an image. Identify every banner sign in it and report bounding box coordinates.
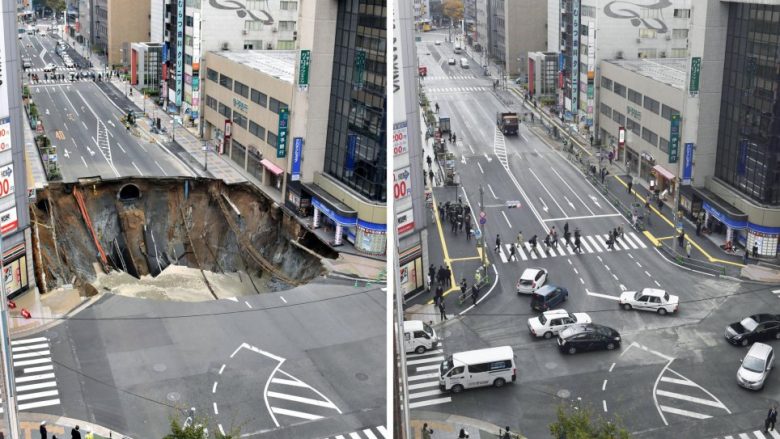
[0,118,11,153]
[291,137,303,181]
[0,164,14,200]
[689,57,701,94]
[682,142,694,184]
[192,12,201,71]
[298,50,310,88]
[668,113,680,163]
[0,207,17,235]
[397,208,415,235]
[175,0,185,106]
[276,107,289,158]
[393,166,411,201]
[571,0,580,113]
[345,133,357,176]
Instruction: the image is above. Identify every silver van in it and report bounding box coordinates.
[737,342,774,390]
[460,58,469,69]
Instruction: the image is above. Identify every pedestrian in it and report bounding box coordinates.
[40,421,47,439]
[439,301,447,321]
[435,102,439,113]
[657,197,663,211]
[574,234,582,253]
[71,426,81,439]
[678,231,685,248]
[453,133,457,144]
[495,234,501,253]
[509,243,517,261]
[564,222,569,237]
[438,202,445,221]
[423,171,427,187]
[428,264,436,287]
[607,230,614,250]
[753,243,759,258]
[428,169,434,186]
[422,422,434,439]
[627,177,633,194]
[601,167,607,184]
[552,229,558,248]
[617,225,624,239]
[696,220,702,236]
[516,231,524,249]
[766,406,778,433]
[466,226,472,242]
[437,265,445,285]
[459,427,470,438]
[544,233,551,250]
[529,235,538,252]
[608,150,614,165]
[686,240,692,258]
[502,427,511,439]
[613,228,620,243]
[435,286,443,305]
[471,284,478,306]
[426,155,432,169]
[445,265,452,286]
[460,278,467,298]
[645,208,652,226]
[564,230,571,247]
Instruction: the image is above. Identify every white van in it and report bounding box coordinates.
[404,320,439,354]
[460,58,469,68]
[439,346,516,393]
[454,45,462,54]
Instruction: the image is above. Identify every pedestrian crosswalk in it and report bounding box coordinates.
[405,343,449,410]
[655,368,730,422]
[713,429,780,439]
[772,289,780,299]
[30,77,93,85]
[323,425,388,439]
[266,368,343,424]
[26,67,77,73]
[427,86,490,94]
[0,336,61,413]
[426,75,477,80]
[496,232,647,263]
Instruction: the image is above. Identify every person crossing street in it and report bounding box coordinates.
[471,284,479,306]
[495,234,502,253]
[509,243,517,261]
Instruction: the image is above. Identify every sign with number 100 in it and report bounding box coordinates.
[0,164,14,199]
[394,166,411,200]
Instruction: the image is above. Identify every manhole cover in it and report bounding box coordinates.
[557,389,571,399]
[355,372,368,381]
[167,392,180,401]
[153,363,167,372]
[545,362,558,370]
[47,331,59,340]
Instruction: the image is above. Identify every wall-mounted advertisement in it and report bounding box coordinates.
[0,164,14,200]
[175,0,185,106]
[192,12,201,71]
[0,118,11,154]
[0,207,17,235]
[3,255,28,298]
[571,0,580,114]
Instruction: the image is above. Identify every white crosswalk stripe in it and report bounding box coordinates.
[655,368,730,422]
[427,86,490,94]
[0,336,62,413]
[405,343,451,410]
[771,289,780,298]
[425,75,477,80]
[26,67,77,73]
[715,432,780,439]
[497,233,647,264]
[266,368,342,424]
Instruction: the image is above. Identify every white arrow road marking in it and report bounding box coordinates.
[564,196,576,210]
[589,195,602,208]
[63,149,69,158]
[487,184,497,199]
[80,156,87,168]
[539,198,548,212]
[461,155,466,164]
[45,109,50,115]
[619,284,626,291]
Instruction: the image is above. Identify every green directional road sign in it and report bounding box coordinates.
[690,57,701,93]
[298,50,310,87]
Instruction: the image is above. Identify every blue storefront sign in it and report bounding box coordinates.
[312,198,357,227]
[702,202,747,230]
[345,134,357,176]
[682,142,693,184]
[291,137,303,181]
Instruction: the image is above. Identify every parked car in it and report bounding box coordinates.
[557,323,621,355]
[435,40,441,45]
[725,314,780,346]
[448,58,456,65]
[530,285,568,312]
[619,288,679,315]
[737,342,774,390]
[528,309,591,339]
[516,268,547,295]
[460,57,469,68]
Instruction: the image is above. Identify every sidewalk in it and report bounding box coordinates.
[8,285,92,337]
[412,412,527,439]
[17,411,132,439]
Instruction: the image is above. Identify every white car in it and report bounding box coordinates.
[435,40,442,45]
[42,63,57,72]
[448,58,456,65]
[528,309,592,339]
[64,60,74,68]
[738,342,774,390]
[619,288,679,315]
[516,268,547,295]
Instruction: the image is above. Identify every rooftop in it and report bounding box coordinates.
[211,50,297,83]
[604,58,687,90]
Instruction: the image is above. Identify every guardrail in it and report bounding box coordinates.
[657,239,727,276]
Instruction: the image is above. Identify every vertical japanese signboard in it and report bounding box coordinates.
[354,49,366,89]
[689,57,701,94]
[175,0,184,107]
[586,22,595,125]
[276,108,289,158]
[668,113,680,163]
[682,142,693,185]
[571,0,580,114]
[298,49,310,89]
[291,137,303,181]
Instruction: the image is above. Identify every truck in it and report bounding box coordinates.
[497,112,519,135]
[438,115,451,134]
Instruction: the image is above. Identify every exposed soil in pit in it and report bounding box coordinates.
[31,178,335,298]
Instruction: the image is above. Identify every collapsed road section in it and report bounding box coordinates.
[31,178,336,299]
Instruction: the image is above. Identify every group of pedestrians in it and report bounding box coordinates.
[429,264,452,320]
[496,222,586,259]
[39,421,84,438]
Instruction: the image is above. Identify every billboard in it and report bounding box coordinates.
[393,167,411,201]
[0,207,17,235]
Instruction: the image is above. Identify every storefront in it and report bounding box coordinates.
[650,165,676,195]
[745,224,780,258]
[625,146,639,175]
[399,241,424,298]
[260,159,284,191]
[639,152,655,182]
[693,188,748,251]
[2,241,29,300]
[285,180,312,218]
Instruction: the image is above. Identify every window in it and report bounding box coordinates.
[600,76,612,91]
[249,120,265,141]
[251,89,267,107]
[269,97,288,114]
[600,102,612,118]
[581,5,596,17]
[659,137,669,153]
[185,15,193,27]
[267,131,277,146]
[613,82,626,98]
[642,127,658,146]
[218,102,231,119]
[207,68,218,82]
[280,1,297,10]
[206,95,217,111]
[219,74,233,90]
[613,110,625,126]
[245,20,264,31]
[671,48,688,57]
[643,96,660,114]
[674,8,691,18]
[638,48,657,58]
[661,104,680,121]
[278,21,295,31]
[232,112,247,130]
[627,118,640,135]
[234,80,249,98]
[639,28,656,39]
[672,29,689,39]
[184,54,192,66]
[628,89,643,105]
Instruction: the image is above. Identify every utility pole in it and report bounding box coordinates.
[479,185,487,269]
[0,234,19,439]
[393,238,411,439]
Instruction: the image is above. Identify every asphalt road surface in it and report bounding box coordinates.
[39,280,385,438]
[409,30,780,439]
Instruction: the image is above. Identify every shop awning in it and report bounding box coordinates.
[652,165,675,181]
[303,183,358,227]
[693,187,748,230]
[260,159,284,176]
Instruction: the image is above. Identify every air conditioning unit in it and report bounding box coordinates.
[665,35,671,40]
[221,42,229,50]
[659,51,667,58]
[636,38,641,43]
[616,51,623,59]
[271,27,278,33]
[242,30,248,35]
[266,43,273,49]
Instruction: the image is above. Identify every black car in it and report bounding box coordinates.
[557,323,621,355]
[725,314,780,346]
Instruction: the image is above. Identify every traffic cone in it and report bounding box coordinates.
[20,309,31,319]
[7,300,15,309]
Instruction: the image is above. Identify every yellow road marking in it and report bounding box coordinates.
[656,235,677,241]
[449,256,482,262]
[614,175,744,268]
[643,231,661,247]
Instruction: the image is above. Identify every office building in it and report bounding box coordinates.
[476,0,546,77]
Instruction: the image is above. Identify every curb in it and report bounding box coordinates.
[10,293,101,338]
[19,412,132,439]
[411,411,527,439]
